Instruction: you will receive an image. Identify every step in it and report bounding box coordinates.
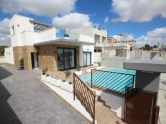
[95,100,126,124]
[95,102,108,115]
[97,111,113,124]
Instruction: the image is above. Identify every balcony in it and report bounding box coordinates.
[56,29,94,43]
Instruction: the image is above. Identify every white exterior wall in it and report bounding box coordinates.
[79,45,94,66]
[10,15,34,46]
[94,52,102,63]
[10,14,56,47]
[67,28,93,37]
[93,27,107,44]
[0,56,6,64]
[39,28,56,42]
[79,35,94,43]
[67,27,107,44]
[4,47,14,64]
[92,89,125,118]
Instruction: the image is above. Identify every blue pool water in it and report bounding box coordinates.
[80,67,136,94]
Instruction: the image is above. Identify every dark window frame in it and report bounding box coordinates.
[57,47,76,71]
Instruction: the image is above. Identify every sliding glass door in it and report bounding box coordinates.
[83,52,91,66]
[57,48,76,70]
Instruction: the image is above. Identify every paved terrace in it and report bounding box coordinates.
[0,65,90,124]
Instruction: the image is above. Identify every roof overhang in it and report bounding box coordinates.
[34,39,95,46]
[30,20,53,30]
[123,59,166,73]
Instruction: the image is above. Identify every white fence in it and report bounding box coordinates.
[0,56,6,64]
[4,47,14,64]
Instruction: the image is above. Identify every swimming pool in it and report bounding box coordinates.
[80,67,136,94]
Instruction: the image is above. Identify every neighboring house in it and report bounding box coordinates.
[67,26,107,52]
[104,35,136,58]
[7,14,96,71]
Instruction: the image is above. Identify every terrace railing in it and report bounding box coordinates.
[91,69,135,96]
[73,73,96,124]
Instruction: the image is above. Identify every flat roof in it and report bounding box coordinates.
[30,20,53,30]
[34,39,95,46]
[123,59,166,73]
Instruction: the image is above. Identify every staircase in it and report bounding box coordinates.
[95,96,126,124]
[73,73,126,124]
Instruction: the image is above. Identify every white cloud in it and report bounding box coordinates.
[136,27,166,47]
[0,18,10,46]
[111,0,166,22]
[104,16,109,23]
[0,0,76,17]
[52,13,92,29]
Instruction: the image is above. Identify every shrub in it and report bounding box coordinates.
[42,68,48,75]
[76,65,81,71]
[65,71,71,79]
[69,82,72,85]
[97,62,101,66]
[46,73,49,77]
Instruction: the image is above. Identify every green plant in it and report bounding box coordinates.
[97,62,101,66]
[76,65,81,71]
[42,68,48,75]
[19,58,24,69]
[65,71,71,79]
[46,73,49,77]
[69,82,72,85]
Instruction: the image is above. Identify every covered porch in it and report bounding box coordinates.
[34,39,94,72]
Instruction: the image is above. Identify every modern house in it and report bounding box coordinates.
[6,14,108,71]
[67,26,107,52]
[104,34,136,58]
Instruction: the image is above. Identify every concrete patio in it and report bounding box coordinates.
[0,65,90,124]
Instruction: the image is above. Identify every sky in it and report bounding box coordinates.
[0,0,166,47]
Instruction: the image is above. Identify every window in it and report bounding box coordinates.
[83,52,91,66]
[57,48,76,70]
[12,25,15,35]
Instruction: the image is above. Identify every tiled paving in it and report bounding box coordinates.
[0,65,90,124]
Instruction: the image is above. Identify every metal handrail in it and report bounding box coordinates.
[73,73,96,124]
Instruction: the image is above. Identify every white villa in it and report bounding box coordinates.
[3,14,165,124]
[5,14,107,71]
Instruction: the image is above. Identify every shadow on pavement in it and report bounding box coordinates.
[0,66,22,124]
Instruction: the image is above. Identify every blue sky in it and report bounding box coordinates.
[0,0,166,46]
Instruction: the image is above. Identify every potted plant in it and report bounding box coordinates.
[96,62,102,70]
[65,71,71,79]
[41,68,48,82]
[86,67,92,73]
[56,77,61,87]
[66,82,73,92]
[60,80,73,92]
[19,58,24,70]
[50,76,61,87]
[75,65,82,75]
[45,73,50,83]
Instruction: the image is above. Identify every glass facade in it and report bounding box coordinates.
[57,48,76,70]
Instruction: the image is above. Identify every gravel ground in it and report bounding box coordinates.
[0,65,90,124]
